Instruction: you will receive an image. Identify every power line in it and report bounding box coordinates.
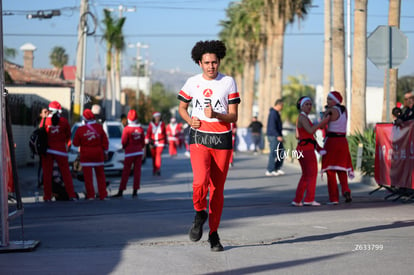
[4,30,414,38]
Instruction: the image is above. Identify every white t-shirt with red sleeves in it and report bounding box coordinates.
[178,73,240,134]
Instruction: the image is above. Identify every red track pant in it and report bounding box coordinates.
[190,144,232,233]
[326,170,350,202]
[151,146,164,174]
[293,149,318,203]
[120,155,142,191]
[168,141,177,156]
[42,153,76,200]
[83,165,107,200]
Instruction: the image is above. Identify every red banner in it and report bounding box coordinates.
[375,120,414,189]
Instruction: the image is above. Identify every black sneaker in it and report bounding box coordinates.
[111,190,123,198]
[208,231,224,252]
[189,210,208,242]
[344,192,352,203]
[132,190,138,198]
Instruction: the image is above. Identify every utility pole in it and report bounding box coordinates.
[74,0,89,121]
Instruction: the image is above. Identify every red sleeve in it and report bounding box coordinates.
[73,127,81,147]
[145,124,152,142]
[100,125,109,151]
[121,127,129,148]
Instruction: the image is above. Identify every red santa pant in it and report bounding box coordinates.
[83,165,107,200]
[151,146,164,174]
[293,149,318,203]
[326,170,350,202]
[42,153,76,200]
[120,155,142,191]
[190,144,231,233]
[168,140,178,156]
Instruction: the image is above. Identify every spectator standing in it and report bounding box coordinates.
[248,116,263,154]
[321,91,354,204]
[41,101,77,201]
[291,96,330,207]
[398,91,414,123]
[112,110,145,198]
[145,112,167,176]
[73,109,109,200]
[36,107,49,188]
[265,99,285,176]
[178,40,240,252]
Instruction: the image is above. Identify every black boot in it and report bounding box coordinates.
[132,189,138,198]
[344,191,352,203]
[208,231,224,252]
[189,210,208,242]
[111,190,123,198]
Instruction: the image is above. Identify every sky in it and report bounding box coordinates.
[3,0,414,88]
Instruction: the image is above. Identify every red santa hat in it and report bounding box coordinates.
[83,109,95,121]
[328,91,343,104]
[153,112,161,118]
[128,109,138,123]
[48,101,62,114]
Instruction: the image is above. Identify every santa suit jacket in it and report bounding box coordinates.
[45,114,72,157]
[73,121,109,166]
[122,122,145,157]
[145,121,167,147]
[166,122,182,142]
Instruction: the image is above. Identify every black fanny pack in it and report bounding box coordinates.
[189,128,233,150]
[326,132,346,138]
[298,138,317,147]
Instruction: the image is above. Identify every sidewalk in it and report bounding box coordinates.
[3,150,414,274]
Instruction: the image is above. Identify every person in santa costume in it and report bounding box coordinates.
[291,96,331,207]
[145,112,166,176]
[166,117,181,157]
[112,109,145,198]
[321,91,354,204]
[73,109,109,200]
[41,101,78,201]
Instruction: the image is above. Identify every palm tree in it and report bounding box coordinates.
[49,46,68,69]
[332,0,346,100]
[4,47,17,60]
[102,9,125,119]
[263,0,312,128]
[220,0,262,127]
[382,0,401,122]
[350,0,368,134]
[113,17,126,119]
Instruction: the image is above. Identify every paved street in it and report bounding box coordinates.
[2,149,414,275]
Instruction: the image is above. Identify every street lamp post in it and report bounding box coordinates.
[128,43,149,101]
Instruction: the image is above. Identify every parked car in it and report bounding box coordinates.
[68,121,125,176]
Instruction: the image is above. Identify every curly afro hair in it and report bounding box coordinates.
[191,40,226,64]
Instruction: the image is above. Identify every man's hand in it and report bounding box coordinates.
[191,117,201,129]
[204,104,216,119]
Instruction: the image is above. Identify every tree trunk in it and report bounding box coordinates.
[382,0,401,122]
[351,0,368,134]
[271,17,285,103]
[332,0,346,100]
[257,43,267,125]
[323,0,332,103]
[241,60,256,127]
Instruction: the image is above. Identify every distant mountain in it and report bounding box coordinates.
[151,69,194,93]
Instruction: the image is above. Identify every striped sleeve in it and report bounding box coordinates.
[228,91,241,104]
[177,90,192,103]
